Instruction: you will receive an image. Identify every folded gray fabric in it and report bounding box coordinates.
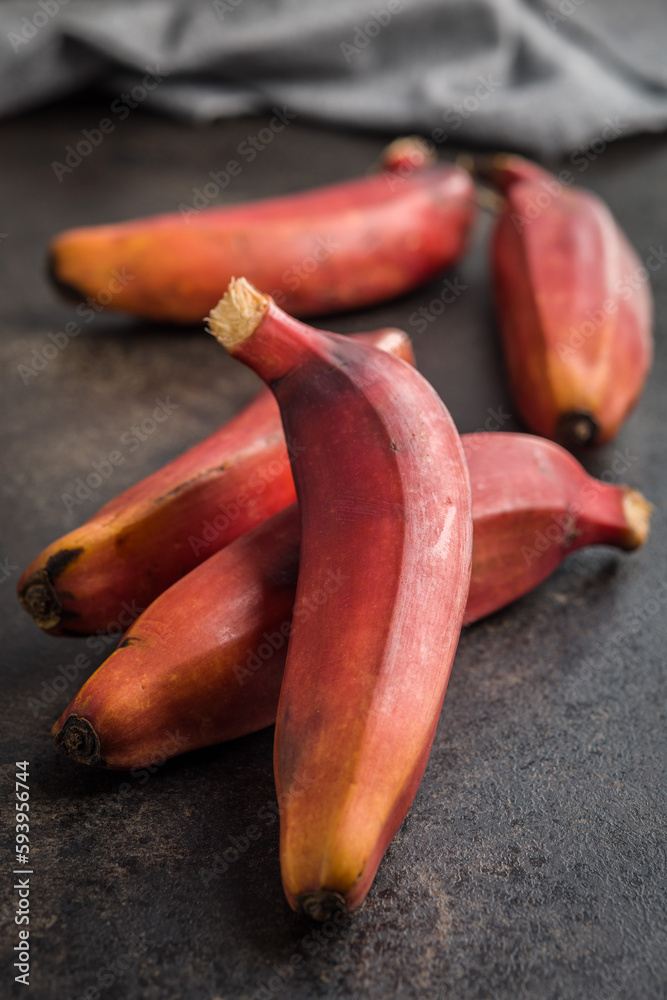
[2,0,667,156]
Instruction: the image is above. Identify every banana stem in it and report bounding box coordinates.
[52,715,103,766]
[207,277,269,350]
[297,890,347,922]
[19,569,64,631]
[556,412,600,449]
[621,489,653,549]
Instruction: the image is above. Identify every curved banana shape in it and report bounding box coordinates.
[51,434,650,776]
[485,154,653,448]
[208,277,473,917]
[49,138,475,323]
[18,328,414,636]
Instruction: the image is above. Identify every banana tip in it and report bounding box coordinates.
[206,278,269,351]
[52,715,104,766]
[47,248,85,304]
[18,570,63,631]
[297,890,347,922]
[460,152,514,184]
[380,135,437,172]
[556,412,600,450]
[622,489,652,549]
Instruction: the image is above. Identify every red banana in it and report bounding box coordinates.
[51,433,650,775]
[463,432,650,623]
[207,277,473,917]
[48,138,475,323]
[483,153,653,448]
[18,327,414,636]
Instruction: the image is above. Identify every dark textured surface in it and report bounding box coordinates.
[1,102,666,1000]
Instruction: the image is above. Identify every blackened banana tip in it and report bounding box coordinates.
[53,715,103,766]
[18,569,62,631]
[556,412,600,450]
[297,890,347,923]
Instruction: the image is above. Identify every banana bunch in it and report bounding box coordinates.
[21,139,653,918]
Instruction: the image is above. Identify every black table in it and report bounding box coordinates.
[1,100,665,1000]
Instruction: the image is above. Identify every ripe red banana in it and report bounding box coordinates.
[207,277,473,918]
[463,432,650,623]
[18,327,414,636]
[482,153,653,448]
[52,432,650,775]
[48,138,475,323]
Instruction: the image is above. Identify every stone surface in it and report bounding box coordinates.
[0,101,665,1000]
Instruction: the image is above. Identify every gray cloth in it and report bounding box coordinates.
[2,0,667,156]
